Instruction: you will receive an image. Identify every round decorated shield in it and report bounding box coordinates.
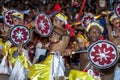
[98,0,106,8]
[9,25,30,45]
[88,40,119,69]
[115,3,120,17]
[81,13,95,29]
[35,12,53,37]
[4,10,17,27]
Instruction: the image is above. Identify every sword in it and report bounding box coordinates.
[72,50,88,54]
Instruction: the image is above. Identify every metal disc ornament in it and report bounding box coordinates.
[116,3,120,17]
[35,12,53,37]
[4,10,17,27]
[88,40,119,69]
[81,13,95,29]
[9,25,30,45]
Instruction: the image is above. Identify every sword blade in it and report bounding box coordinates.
[72,50,88,54]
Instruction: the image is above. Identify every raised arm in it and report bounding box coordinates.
[105,12,114,41]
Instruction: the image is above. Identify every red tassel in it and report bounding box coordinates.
[65,24,75,37]
[100,36,104,40]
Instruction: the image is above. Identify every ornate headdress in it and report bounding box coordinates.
[50,4,75,37]
[86,21,104,33]
[110,13,118,22]
[49,4,61,17]
[56,13,75,37]
[11,12,24,19]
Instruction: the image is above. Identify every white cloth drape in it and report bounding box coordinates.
[114,64,120,80]
[9,60,28,80]
[50,51,65,79]
[0,56,10,74]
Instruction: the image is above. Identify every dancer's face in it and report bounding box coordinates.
[87,26,102,43]
[52,16,64,28]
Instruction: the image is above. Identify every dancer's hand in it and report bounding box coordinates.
[64,49,72,56]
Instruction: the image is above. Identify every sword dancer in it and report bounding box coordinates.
[80,21,104,80]
[65,21,104,80]
[28,9,75,80]
[10,12,30,60]
[105,12,120,50]
[11,11,35,62]
[8,12,32,80]
[105,11,120,80]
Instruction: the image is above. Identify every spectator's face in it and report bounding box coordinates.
[27,17,32,22]
[66,8,70,14]
[87,26,102,43]
[113,2,118,9]
[32,9,37,15]
[61,9,65,14]
[30,9,38,18]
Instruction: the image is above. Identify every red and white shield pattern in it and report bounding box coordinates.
[88,40,119,69]
[116,3,120,17]
[35,13,53,37]
[4,10,17,27]
[81,13,95,29]
[10,25,30,45]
